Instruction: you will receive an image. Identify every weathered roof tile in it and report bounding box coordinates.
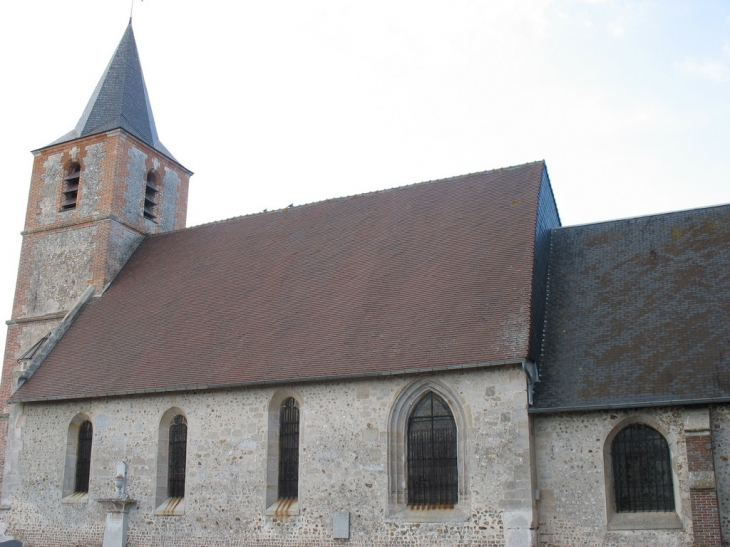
[533,204,730,411]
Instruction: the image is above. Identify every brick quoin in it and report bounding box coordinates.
[687,433,723,547]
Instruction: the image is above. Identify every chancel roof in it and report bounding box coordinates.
[12,162,552,402]
[533,204,730,412]
[48,22,174,159]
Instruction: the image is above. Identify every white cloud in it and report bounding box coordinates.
[675,57,729,82]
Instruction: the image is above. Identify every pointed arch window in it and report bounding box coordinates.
[62,161,81,210]
[168,415,187,499]
[407,392,458,506]
[278,397,300,500]
[611,423,674,513]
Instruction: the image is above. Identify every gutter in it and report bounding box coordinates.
[528,395,730,414]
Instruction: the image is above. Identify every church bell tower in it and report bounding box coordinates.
[0,22,191,492]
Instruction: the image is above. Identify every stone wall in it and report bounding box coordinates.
[533,406,730,547]
[2,366,535,547]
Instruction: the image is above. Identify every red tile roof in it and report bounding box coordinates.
[13,162,547,402]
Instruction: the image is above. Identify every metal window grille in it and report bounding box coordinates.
[75,420,93,493]
[612,423,674,512]
[278,398,300,499]
[168,415,187,499]
[407,392,458,506]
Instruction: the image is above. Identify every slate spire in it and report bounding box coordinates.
[51,21,174,158]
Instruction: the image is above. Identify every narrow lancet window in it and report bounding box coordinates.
[168,415,187,498]
[62,162,81,210]
[612,423,674,512]
[278,397,300,499]
[144,170,159,221]
[74,420,93,493]
[407,392,458,506]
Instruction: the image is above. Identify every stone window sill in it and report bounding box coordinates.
[153,497,185,516]
[608,511,682,530]
[266,499,299,517]
[61,492,89,504]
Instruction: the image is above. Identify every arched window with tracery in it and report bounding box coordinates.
[407,392,458,506]
[74,420,93,493]
[278,397,300,500]
[168,415,187,499]
[611,423,674,512]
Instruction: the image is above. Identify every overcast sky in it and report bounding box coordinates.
[1,0,729,360]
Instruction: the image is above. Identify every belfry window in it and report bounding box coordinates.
[278,397,300,499]
[144,170,159,221]
[74,420,93,493]
[407,392,458,506]
[612,423,674,512]
[62,162,81,210]
[168,415,187,499]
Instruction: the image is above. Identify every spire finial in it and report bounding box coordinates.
[129,0,140,23]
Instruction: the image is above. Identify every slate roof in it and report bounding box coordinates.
[48,22,174,159]
[12,162,551,402]
[532,204,730,412]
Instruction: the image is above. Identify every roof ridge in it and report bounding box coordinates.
[556,200,730,230]
[155,160,546,237]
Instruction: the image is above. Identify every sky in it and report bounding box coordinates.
[0,0,729,361]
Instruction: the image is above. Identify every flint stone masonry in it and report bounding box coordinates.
[104,223,144,288]
[2,367,536,547]
[22,227,97,317]
[159,167,181,233]
[532,407,730,547]
[123,148,147,224]
[38,152,63,224]
[76,143,105,218]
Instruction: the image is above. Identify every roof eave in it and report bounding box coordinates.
[529,395,730,414]
[8,358,527,404]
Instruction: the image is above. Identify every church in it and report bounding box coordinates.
[0,22,729,547]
